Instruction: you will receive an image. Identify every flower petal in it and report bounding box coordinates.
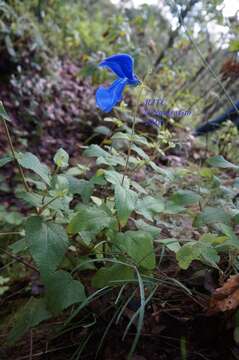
[96,78,128,113]
[99,54,136,81]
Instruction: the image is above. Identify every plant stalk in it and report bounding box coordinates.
[0,247,38,272]
[39,196,59,214]
[2,117,30,192]
[121,84,144,186]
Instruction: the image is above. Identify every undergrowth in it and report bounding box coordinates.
[1,83,239,357]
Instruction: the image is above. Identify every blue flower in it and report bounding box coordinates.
[96,54,140,113]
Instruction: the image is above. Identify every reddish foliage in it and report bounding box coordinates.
[220,58,239,80]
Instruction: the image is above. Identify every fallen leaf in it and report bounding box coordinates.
[209,275,239,313]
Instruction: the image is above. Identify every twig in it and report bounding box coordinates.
[170,0,239,115]
[16,344,86,360]
[39,196,59,214]
[0,231,22,236]
[1,114,30,192]
[0,247,38,272]
[29,329,33,360]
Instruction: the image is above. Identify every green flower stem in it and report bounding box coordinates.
[121,84,144,186]
[41,165,59,205]
[39,196,59,214]
[2,117,30,192]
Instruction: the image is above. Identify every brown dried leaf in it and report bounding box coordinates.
[209,275,239,314]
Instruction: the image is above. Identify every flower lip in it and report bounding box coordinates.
[96,53,140,112]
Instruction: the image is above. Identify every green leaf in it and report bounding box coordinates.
[199,243,220,268]
[111,131,130,142]
[136,196,164,221]
[133,134,149,146]
[157,238,181,252]
[66,176,94,203]
[0,286,9,295]
[216,223,239,249]
[8,298,50,343]
[234,326,239,344]
[99,154,125,167]
[104,170,130,188]
[83,144,109,158]
[53,148,69,169]
[0,276,9,295]
[25,216,69,276]
[5,35,16,57]
[115,231,156,270]
[68,205,112,234]
[92,264,135,288]
[164,200,185,214]
[229,39,239,52]
[0,101,11,122]
[16,191,44,207]
[176,242,199,269]
[9,239,27,254]
[45,270,85,314]
[52,175,69,195]
[176,241,220,270]
[91,173,107,186]
[134,219,161,238]
[131,180,147,194]
[199,167,214,178]
[94,125,111,136]
[16,192,71,212]
[170,190,201,206]
[193,207,231,227]
[115,184,138,226]
[25,177,46,191]
[200,233,228,245]
[0,155,12,167]
[131,144,149,161]
[207,156,239,170]
[84,145,125,166]
[78,230,96,246]
[0,276,10,286]
[5,211,23,225]
[18,152,51,185]
[149,161,174,180]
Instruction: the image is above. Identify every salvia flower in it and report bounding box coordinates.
[96,54,140,113]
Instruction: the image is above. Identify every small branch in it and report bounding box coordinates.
[116,215,122,232]
[39,196,59,214]
[0,248,38,272]
[29,329,33,360]
[1,116,30,192]
[0,231,22,236]
[171,0,239,115]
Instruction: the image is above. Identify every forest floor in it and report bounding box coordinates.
[1,255,237,360]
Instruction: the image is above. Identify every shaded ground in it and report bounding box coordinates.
[1,251,238,360]
[0,58,98,162]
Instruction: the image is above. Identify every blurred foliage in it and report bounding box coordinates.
[0,0,45,69]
